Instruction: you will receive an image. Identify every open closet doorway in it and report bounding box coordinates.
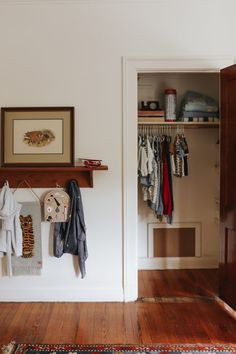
[122,57,236,310]
[137,72,219,301]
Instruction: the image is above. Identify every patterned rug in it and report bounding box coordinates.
[2,343,236,354]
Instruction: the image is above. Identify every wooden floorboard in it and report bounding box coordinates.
[0,270,235,345]
[0,301,235,345]
[138,269,219,298]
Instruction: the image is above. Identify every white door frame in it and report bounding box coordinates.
[122,56,234,302]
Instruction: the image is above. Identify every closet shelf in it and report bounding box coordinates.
[0,165,108,188]
[138,121,220,129]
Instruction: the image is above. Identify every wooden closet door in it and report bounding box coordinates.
[220,64,236,310]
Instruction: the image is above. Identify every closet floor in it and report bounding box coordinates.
[138,269,218,299]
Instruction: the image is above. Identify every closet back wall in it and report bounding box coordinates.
[138,129,219,269]
[0,0,235,301]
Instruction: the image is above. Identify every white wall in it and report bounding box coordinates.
[0,0,236,301]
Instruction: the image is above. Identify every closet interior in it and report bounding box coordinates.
[137,72,220,298]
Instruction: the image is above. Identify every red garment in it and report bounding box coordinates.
[162,158,172,216]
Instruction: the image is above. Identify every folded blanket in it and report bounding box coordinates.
[180,90,219,113]
[182,110,219,118]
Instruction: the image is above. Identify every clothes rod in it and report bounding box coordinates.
[138,122,219,129]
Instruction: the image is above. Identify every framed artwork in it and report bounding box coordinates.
[1,107,74,167]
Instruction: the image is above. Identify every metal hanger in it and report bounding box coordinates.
[13,179,41,203]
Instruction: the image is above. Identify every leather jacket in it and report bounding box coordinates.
[53,179,88,278]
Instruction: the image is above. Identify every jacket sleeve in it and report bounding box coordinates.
[53,221,65,257]
[13,204,23,257]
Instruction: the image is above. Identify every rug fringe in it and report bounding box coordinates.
[1,342,236,353]
[1,341,16,354]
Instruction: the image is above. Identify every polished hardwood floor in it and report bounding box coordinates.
[138,269,219,298]
[0,270,235,346]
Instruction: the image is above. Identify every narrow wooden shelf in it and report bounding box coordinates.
[138,121,220,129]
[0,165,108,188]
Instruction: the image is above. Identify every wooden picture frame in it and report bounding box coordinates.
[1,107,74,167]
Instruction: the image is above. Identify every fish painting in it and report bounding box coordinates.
[23,129,55,147]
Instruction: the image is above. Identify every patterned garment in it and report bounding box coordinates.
[20,215,34,258]
[12,202,42,276]
[173,134,189,177]
[173,134,183,177]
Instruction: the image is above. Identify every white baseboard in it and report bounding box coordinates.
[138,256,218,269]
[0,287,124,302]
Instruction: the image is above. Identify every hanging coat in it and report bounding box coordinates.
[0,181,22,276]
[53,179,88,278]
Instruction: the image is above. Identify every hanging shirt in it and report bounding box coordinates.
[0,181,22,276]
